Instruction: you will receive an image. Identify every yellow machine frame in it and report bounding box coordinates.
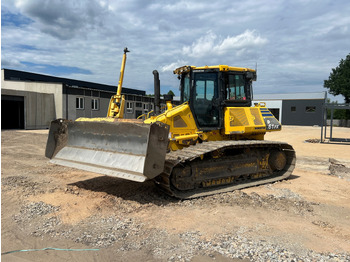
[143,65,281,151]
[145,103,279,151]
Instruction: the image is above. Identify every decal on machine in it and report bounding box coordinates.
[260,109,274,117]
[264,118,281,130]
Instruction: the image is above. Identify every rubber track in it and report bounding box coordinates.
[155,140,296,199]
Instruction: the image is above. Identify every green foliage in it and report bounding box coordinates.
[326,100,350,120]
[324,54,350,104]
[327,109,349,119]
[167,90,175,96]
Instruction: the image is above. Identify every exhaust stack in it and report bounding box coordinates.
[153,70,161,115]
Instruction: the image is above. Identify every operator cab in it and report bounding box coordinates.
[175,65,256,131]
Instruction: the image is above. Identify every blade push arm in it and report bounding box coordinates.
[107,47,130,118]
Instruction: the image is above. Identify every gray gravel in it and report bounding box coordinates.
[2,175,58,196]
[329,158,350,181]
[12,199,350,262]
[14,201,60,221]
[176,190,314,215]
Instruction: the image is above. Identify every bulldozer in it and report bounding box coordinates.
[45,48,296,199]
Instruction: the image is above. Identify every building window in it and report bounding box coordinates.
[126,95,134,101]
[291,106,296,112]
[76,97,84,109]
[143,103,149,112]
[136,102,142,108]
[91,99,99,110]
[126,102,133,113]
[306,106,316,113]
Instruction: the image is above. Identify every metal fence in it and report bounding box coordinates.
[321,103,350,143]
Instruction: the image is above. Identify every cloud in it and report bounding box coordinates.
[217,30,268,53]
[1,0,350,98]
[14,0,110,40]
[161,60,188,72]
[1,57,23,68]
[156,1,207,12]
[1,7,33,27]
[182,30,268,58]
[20,62,93,76]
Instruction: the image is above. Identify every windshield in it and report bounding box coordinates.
[194,73,218,100]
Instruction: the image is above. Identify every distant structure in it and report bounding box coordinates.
[253,92,326,126]
[1,69,176,129]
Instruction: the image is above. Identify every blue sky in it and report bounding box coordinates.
[1,0,350,101]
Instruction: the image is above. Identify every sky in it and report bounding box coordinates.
[1,0,350,101]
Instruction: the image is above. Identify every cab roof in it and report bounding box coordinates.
[173,65,256,75]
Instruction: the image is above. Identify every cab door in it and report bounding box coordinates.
[191,72,221,130]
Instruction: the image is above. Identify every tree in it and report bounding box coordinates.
[324,54,350,104]
[326,100,347,119]
[167,90,175,96]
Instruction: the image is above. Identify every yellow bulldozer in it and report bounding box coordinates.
[45,48,296,199]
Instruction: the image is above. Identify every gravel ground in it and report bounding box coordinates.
[2,129,350,262]
[9,191,349,262]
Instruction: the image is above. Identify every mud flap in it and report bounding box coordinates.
[45,119,169,182]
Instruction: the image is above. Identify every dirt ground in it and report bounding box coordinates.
[1,126,350,261]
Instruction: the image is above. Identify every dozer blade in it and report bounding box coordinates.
[45,119,169,182]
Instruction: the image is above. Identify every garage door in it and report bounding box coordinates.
[1,95,25,129]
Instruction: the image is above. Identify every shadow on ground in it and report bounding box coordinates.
[68,176,178,206]
[68,173,300,206]
[287,174,300,180]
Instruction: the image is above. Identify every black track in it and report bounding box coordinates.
[154,140,296,199]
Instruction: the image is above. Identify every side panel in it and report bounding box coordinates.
[259,107,281,131]
[145,103,198,148]
[224,106,281,135]
[145,103,197,138]
[253,100,282,122]
[224,107,266,135]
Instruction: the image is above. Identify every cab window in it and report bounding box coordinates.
[182,74,190,102]
[226,74,246,101]
[192,72,219,128]
[194,73,217,100]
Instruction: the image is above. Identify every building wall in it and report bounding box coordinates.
[1,70,63,119]
[282,99,324,126]
[1,71,62,129]
[1,89,56,129]
[63,87,108,120]
[62,86,158,120]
